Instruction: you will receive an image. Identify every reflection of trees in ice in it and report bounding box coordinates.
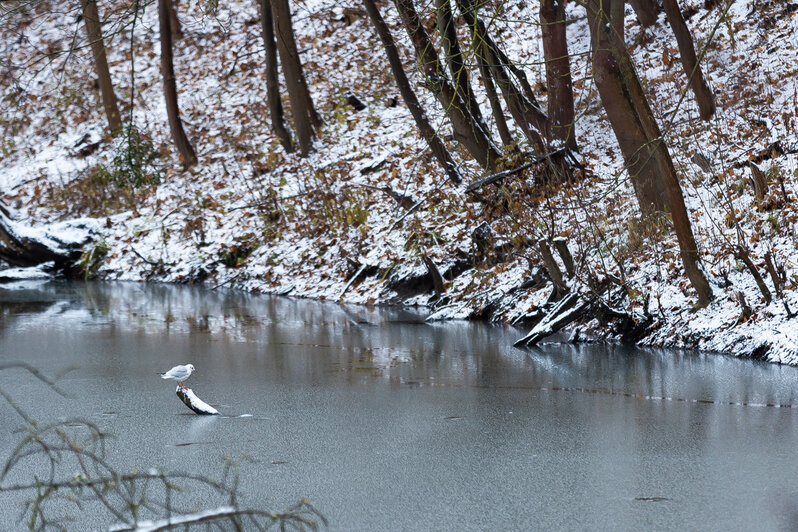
[3,281,795,406]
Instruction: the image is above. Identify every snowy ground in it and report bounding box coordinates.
[2,0,798,363]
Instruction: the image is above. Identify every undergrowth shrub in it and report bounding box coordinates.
[37,163,152,218]
[36,124,161,217]
[109,124,161,188]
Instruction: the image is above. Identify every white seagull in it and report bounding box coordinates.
[159,364,196,389]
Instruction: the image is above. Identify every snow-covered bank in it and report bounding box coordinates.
[2,1,798,363]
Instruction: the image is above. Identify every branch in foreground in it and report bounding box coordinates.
[464,148,574,193]
[109,500,326,531]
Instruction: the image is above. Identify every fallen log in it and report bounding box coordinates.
[0,202,98,272]
[513,292,588,346]
[176,386,219,415]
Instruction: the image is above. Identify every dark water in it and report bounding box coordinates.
[1,281,798,530]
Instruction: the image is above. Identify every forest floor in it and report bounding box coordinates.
[2,0,798,363]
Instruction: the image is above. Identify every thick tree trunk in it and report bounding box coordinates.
[662,0,715,120]
[610,0,625,40]
[258,0,293,153]
[363,0,461,184]
[587,0,713,306]
[271,0,320,156]
[588,0,666,212]
[436,0,484,126]
[628,0,659,27]
[540,0,577,150]
[394,0,501,170]
[81,0,122,134]
[159,0,198,168]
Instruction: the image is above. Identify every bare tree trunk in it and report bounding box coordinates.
[436,0,484,125]
[169,0,182,39]
[363,0,461,184]
[628,0,659,26]
[540,0,577,150]
[394,0,501,170]
[610,0,625,39]
[588,0,666,212]
[81,0,122,134]
[272,0,320,156]
[587,0,713,306]
[662,0,715,120]
[456,0,548,154]
[159,0,197,168]
[477,54,514,146]
[258,0,293,153]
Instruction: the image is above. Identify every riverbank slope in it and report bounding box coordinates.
[1,0,797,362]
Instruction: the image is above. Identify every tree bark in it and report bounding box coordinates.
[628,0,659,27]
[169,0,182,39]
[538,239,567,295]
[477,53,513,146]
[394,0,501,170]
[587,0,666,212]
[81,0,122,134]
[610,0,625,40]
[159,0,197,168]
[662,0,715,120]
[553,236,575,276]
[271,0,320,156]
[258,0,294,153]
[540,0,577,150]
[735,246,772,303]
[587,0,713,306]
[436,0,484,126]
[363,0,461,184]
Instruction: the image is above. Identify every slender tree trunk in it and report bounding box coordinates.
[169,0,182,39]
[662,0,716,120]
[394,0,501,170]
[81,0,122,133]
[436,0,484,126]
[363,0,461,184]
[477,53,513,146]
[258,0,293,153]
[540,0,577,150]
[272,0,320,156]
[628,0,659,26]
[159,0,197,168]
[587,0,713,306]
[273,0,321,129]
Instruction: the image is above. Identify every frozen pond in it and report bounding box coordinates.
[2,281,798,529]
